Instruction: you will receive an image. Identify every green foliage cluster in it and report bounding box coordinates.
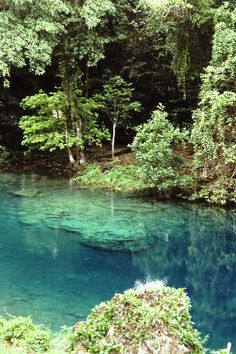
[0,316,52,353]
[99,76,141,123]
[76,163,147,191]
[0,0,72,83]
[19,90,109,163]
[0,289,231,353]
[190,3,236,204]
[71,286,204,353]
[139,0,213,94]
[131,104,191,188]
[0,145,10,162]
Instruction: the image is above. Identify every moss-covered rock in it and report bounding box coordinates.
[71,285,205,353]
[11,189,40,197]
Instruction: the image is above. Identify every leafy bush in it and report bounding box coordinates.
[190,4,236,204]
[0,316,52,352]
[71,286,205,353]
[131,105,191,189]
[0,145,10,163]
[76,163,147,191]
[20,90,109,164]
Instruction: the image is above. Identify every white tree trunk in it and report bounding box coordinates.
[76,125,86,164]
[112,123,116,159]
[68,148,75,164]
[64,121,75,164]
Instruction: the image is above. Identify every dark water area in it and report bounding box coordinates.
[0,172,235,350]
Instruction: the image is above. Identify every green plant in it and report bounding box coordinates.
[76,163,147,191]
[98,75,141,159]
[0,316,52,352]
[0,145,10,163]
[131,104,191,189]
[0,0,72,86]
[191,4,236,204]
[20,90,109,164]
[71,287,205,353]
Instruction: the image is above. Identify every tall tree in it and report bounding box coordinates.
[19,89,109,164]
[191,3,236,204]
[99,76,141,159]
[138,0,214,96]
[0,0,72,83]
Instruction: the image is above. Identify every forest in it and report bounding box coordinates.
[0,0,235,205]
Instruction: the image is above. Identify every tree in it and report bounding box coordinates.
[99,76,141,159]
[191,3,236,204]
[19,90,109,164]
[138,0,214,96]
[131,104,189,188]
[0,0,72,83]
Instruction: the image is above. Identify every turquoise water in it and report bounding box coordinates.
[0,172,235,350]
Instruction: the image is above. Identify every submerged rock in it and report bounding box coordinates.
[12,188,40,198]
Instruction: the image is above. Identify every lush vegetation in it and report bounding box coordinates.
[71,286,204,353]
[0,286,231,353]
[0,0,235,204]
[76,163,147,191]
[131,104,190,189]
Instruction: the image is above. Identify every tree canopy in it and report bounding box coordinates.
[0,0,235,203]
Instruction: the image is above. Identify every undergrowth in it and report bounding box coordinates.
[75,163,148,191]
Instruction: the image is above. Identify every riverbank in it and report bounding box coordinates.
[0,146,235,206]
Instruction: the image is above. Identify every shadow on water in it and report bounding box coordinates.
[0,172,235,349]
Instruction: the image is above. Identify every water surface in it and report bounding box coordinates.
[0,172,235,350]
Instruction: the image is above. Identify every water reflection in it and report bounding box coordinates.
[132,207,236,349]
[0,172,235,350]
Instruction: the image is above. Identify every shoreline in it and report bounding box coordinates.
[1,161,235,209]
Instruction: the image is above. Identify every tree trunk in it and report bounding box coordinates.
[85,64,89,99]
[65,122,76,164]
[76,148,86,164]
[68,148,76,164]
[112,122,116,159]
[76,123,86,164]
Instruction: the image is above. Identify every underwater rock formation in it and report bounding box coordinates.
[12,189,40,197]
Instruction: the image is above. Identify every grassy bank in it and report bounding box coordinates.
[75,163,148,192]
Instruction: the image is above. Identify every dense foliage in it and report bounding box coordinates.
[0,0,235,204]
[0,287,229,353]
[98,75,141,159]
[131,104,190,188]
[76,163,147,191]
[19,90,109,164]
[190,3,236,204]
[71,286,204,353]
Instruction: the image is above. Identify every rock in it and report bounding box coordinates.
[72,285,205,353]
[12,189,40,198]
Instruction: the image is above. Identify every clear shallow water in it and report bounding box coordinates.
[0,172,235,350]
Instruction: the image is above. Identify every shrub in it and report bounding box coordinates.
[0,145,10,163]
[131,105,191,189]
[76,163,147,191]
